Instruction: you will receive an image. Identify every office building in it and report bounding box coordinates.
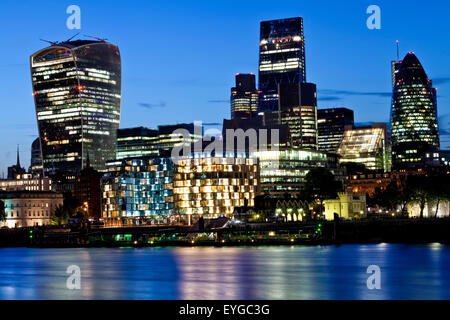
[258,17,306,112]
[102,153,258,224]
[74,159,103,218]
[391,52,440,168]
[0,174,53,192]
[117,127,159,159]
[337,124,389,172]
[30,39,122,176]
[251,149,339,197]
[102,157,175,220]
[173,156,259,217]
[274,82,318,149]
[29,138,43,176]
[318,108,354,153]
[422,150,450,167]
[156,123,203,152]
[230,73,259,120]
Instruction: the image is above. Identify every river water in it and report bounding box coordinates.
[1,244,449,300]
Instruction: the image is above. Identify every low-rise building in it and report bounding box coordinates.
[324,192,367,221]
[0,174,53,192]
[1,191,63,228]
[251,149,341,198]
[346,172,392,196]
[337,123,389,172]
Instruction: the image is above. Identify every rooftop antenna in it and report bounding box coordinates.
[40,39,59,46]
[396,40,399,61]
[83,35,108,42]
[66,33,80,42]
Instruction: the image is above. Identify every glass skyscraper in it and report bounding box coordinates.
[258,17,306,113]
[262,82,318,150]
[230,73,259,120]
[318,108,354,153]
[30,39,122,176]
[391,53,440,168]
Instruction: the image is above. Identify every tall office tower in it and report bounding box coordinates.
[117,127,159,159]
[30,39,122,177]
[230,73,259,120]
[338,124,389,172]
[391,53,440,169]
[318,108,354,153]
[29,138,43,175]
[263,82,318,149]
[258,17,306,113]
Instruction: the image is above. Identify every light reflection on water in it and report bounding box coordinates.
[0,244,449,300]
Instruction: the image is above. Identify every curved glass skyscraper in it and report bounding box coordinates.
[391,53,440,168]
[30,40,121,177]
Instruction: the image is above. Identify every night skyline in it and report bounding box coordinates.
[1,0,449,172]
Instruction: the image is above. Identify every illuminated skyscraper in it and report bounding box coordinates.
[29,138,43,175]
[30,39,121,176]
[263,82,318,149]
[230,73,259,120]
[391,53,440,168]
[258,17,306,113]
[318,108,354,153]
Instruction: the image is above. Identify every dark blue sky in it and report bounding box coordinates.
[0,0,449,172]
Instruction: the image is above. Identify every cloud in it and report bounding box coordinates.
[318,96,342,101]
[138,101,166,109]
[320,89,392,98]
[208,99,229,103]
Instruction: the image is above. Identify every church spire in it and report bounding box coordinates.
[16,145,21,168]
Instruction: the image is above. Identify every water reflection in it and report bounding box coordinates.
[0,244,449,300]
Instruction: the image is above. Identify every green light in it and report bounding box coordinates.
[318,224,322,228]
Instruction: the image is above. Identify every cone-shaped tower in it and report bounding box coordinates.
[391,52,440,169]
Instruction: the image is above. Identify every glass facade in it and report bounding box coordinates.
[251,149,331,197]
[391,53,440,168]
[258,17,306,112]
[156,123,203,152]
[102,154,258,218]
[30,40,122,176]
[230,74,259,120]
[337,124,389,172]
[117,127,159,159]
[318,108,354,153]
[29,138,43,175]
[274,82,318,149]
[173,156,259,216]
[102,158,174,218]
